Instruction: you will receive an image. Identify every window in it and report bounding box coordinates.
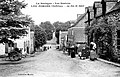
[71,30,74,35]
[8,43,14,47]
[117,30,120,49]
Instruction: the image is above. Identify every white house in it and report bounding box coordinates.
[59,31,68,49]
[0,26,34,55]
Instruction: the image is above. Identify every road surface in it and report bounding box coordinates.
[0,45,120,77]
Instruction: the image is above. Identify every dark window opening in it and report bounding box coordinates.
[117,30,120,38]
[117,30,120,49]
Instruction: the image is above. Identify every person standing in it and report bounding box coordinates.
[74,45,78,54]
[90,42,97,61]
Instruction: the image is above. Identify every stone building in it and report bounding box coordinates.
[85,0,120,61]
[67,7,91,46]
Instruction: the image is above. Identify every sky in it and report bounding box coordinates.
[21,0,101,25]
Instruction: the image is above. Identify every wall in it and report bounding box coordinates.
[60,31,68,46]
[70,27,86,43]
[0,44,5,55]
[14,27,30,54]
[14,35,29,54]
[67,28,74,42]
[30,31,34,53]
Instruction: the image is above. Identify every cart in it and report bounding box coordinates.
[6,48,23,61]
[78,47,90,60]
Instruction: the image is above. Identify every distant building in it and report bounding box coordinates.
[59,31,68,48]
[30,31,34,54]
[47,32,57,44]
[67,8,90,46]
[67,27,87,48]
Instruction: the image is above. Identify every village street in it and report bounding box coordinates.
[0,45,119,77]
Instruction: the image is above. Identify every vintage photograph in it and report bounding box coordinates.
[0,0,120,77]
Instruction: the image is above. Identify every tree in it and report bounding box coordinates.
[39,21,55,40]
[85,17,113,60]
[34,25,46,48]
[53,21,71,31]
[40,21,55,31]
[0,0,31,44]
[53,21,71,44]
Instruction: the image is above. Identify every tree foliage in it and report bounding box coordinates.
[39,21,55,40]
[40,21,55,31]
[85,17,113,60]
[0,0,32,43]
[53,21,72,44]
[53,21,71,31]
[34,26,46,48]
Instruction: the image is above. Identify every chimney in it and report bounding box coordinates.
[93,1,102,17]
[93,3,96,18]
[85,6,94,26]
[85,6,94,19]
[101,0,106,16]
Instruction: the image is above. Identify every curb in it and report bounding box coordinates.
[97,58,120,67]
[57,49,120,67]
[0,55,6,58]
[0,52,42,62]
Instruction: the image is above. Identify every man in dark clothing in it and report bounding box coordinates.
[74,45,78,54]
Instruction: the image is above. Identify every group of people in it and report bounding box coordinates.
[62,42,97,61]
[42,46,51,51]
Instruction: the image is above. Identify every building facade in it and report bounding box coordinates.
[67,6,92,47]
[59,31,68,49]
[0,26,35,55]
[85,0,120,61]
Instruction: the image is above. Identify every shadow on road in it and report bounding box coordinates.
[62,52,68,55]
[0,59,35,65]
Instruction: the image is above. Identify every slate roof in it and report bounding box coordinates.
[71,0,119,26]
[69,12,87,28]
